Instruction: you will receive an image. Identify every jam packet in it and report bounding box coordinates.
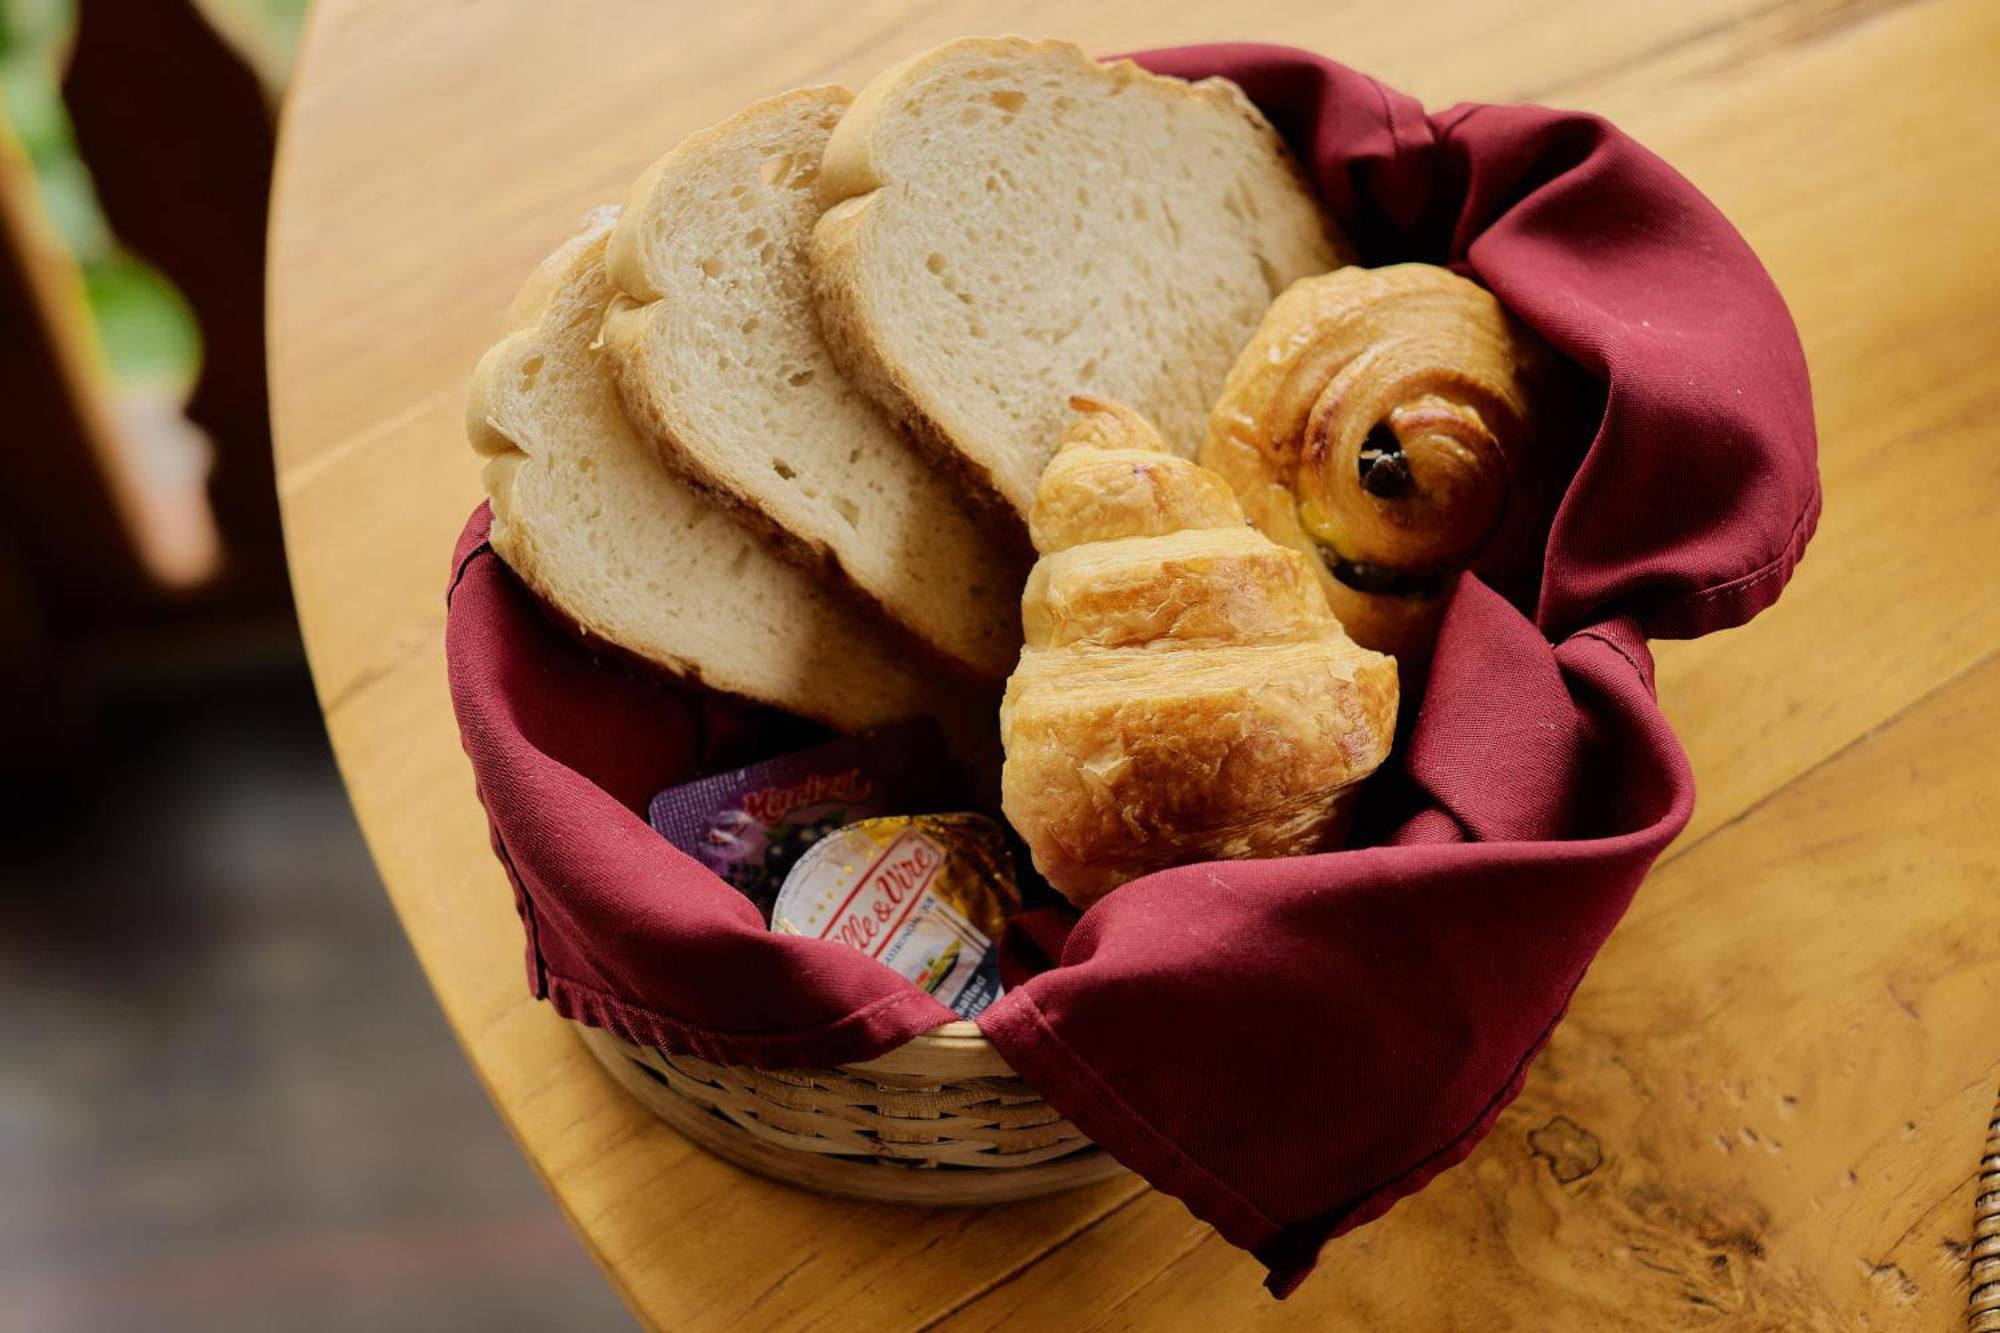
[770,813,1022,1019]
[647,717,961,920]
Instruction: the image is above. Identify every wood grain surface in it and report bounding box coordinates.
[266,0,2000,1327]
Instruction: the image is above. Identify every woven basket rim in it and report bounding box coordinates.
[576,1024,1125,1201]
[843,1019,1007,1079]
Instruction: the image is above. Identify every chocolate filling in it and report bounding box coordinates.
[1320,550,1445,600]
[1357,423,1412,498]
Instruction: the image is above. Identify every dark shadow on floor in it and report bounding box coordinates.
[0,660,634,1332]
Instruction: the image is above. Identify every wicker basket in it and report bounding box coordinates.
[1972,1087,2000,1332]
[576,1019,1127,1203]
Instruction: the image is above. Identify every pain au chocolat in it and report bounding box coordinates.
[1202,263,1550,664]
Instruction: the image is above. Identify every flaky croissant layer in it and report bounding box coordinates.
[1001,398,1398,906]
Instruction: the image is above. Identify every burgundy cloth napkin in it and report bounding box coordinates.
[445,44,1817,1297]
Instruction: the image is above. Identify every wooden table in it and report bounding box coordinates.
[268,1,2000,1327]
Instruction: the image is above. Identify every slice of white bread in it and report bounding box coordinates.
[812,37,1349,522]
[600,88,1026,681]
[467,207,972,735]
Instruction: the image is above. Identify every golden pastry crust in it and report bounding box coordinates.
[1001,398,1398,906]
[1201,264,1548,663]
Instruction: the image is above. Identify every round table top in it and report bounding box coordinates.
[268,1,2000,1327]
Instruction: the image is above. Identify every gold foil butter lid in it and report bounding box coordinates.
[771,814,1022,1018]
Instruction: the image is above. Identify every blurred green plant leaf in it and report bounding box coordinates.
[3,0,200,389]
[85,253,201,390]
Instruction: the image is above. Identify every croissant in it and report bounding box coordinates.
[1000,397,1399,907]
[1201,263,1548,664]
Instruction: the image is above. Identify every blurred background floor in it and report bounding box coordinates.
[0,0,637,1325]
[0,0,636,1312]
[0,658,632,1332]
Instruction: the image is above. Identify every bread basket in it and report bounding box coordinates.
[444,489,1123,1205]
[574,1021,1124,1202]
[447,35,1821,1287]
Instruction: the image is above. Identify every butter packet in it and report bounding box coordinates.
[647,718,960,920]
[771,814,1022,1019]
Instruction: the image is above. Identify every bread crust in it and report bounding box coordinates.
[808,194,1031,542]
[602,87,1024,681]
[811,37,1351,529]
[465,209,992,744]
[469,218,801,713]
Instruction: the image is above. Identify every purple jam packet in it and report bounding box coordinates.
[647,716,965,920]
